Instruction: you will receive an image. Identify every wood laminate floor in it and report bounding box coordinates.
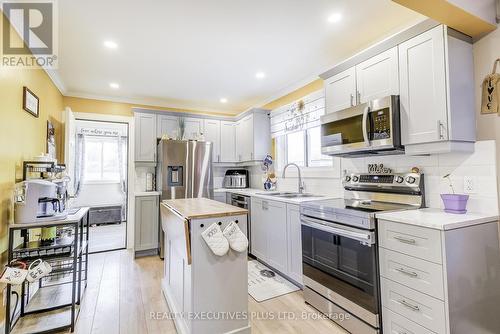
[64,250,347,334]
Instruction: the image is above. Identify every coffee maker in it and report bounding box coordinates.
[14,179,68,224]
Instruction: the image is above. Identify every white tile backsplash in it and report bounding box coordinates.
[135,166,156,192]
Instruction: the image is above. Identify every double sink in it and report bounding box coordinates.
[256,192,319,199]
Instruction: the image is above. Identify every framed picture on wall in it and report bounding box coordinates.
[23,86,39,117]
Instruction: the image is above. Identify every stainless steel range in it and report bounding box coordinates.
[300,172,425,334]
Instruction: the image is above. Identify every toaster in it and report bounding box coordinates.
[223,169,249,189]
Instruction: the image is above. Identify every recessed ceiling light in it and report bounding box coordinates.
[220,98,228,103]
[327,13,342,23]
[109,82,120,89]
[103,40,118,49]
[255,71,266,79]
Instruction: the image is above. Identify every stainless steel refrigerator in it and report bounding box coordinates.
[157,139,213,258]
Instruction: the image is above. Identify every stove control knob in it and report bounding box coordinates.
[345,175,351,182]
[395,176,404,183]
[406,176,416,184]
[352,176,359,182]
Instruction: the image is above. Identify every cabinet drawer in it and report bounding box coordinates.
[380,248,444,300]
[379,220,442,264]
[381,278,446,334]
[383,307,436,334]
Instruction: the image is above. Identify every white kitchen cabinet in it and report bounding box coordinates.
[325,67,357,113]
[134,195,159,254]
[250,197,268,261]
[286,204,302,285]
[220,121,236,162]
[356,47,399,103]
[156,114,178,139]
[183,117,204,140]
[399,25,475,154]
[235,111,271,162]
[213,192,226,203]
[203,119,221,162]
[134,112,157,162]
[265,200,288,274]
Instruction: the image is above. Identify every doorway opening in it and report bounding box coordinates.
[71,119,129,253]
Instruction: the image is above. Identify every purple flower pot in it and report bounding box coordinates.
[440,194,469,214]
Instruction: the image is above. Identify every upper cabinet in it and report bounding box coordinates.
[156,114,178,139]
[235,111,271,162]
[134,112,157,162]
[399,25,474,154]
[183,117,204,140]
[356,47,399,104]
[220,121,236,163]
[203,119,221,163]
[325,47,398,114]
[325,67,357,113]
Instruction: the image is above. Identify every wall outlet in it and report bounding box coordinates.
[464,176,476,194]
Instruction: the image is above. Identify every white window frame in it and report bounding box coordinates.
[83,137,122,184]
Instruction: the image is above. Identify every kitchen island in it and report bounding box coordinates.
[160,198,250,334]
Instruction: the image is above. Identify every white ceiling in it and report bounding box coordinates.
[57,0,423,114]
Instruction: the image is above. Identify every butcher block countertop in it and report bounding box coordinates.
[162,198,247,220]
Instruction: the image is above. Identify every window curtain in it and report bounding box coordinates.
[73,134,87,198]
[117,135,127,221]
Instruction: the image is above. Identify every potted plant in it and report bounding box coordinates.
[441,174,469,214]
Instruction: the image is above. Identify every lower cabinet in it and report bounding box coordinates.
[213,192,226,203]
[135,195,159,254]
[251,198,302,285]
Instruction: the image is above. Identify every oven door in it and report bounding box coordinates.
[301,215,379,326]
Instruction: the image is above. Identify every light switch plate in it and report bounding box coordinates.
[464,176,476,194]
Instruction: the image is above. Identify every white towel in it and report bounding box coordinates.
[201,223,229,256]
[223,221,248,253]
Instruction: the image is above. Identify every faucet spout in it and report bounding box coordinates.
[282,163,304,194]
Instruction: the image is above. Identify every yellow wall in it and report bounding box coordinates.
[0,14,64,325]
[262,79,323,110]
[63,96,234,118]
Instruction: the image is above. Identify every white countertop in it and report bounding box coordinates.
[214,188,334,204]
[135,191,161,196]
[376,208,499,231]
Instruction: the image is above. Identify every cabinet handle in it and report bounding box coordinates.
[357,91,361,105]
[250,152,253,160]
[437,120,445,140]
[393,235,416,245]
[398,299,420,312]
[217,154,220,162]
[395,267,418,278]
[350,94,354,107]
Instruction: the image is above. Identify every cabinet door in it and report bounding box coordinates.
[235,120,243,162]
[287,204,302,284]
[241,114,254,161]
[325,67,357,113]
[157,115,178,139]
[265,200,288,274]
[220,121,236,162]
[134,113,156,162]
[356,47,399,103]
[203,119,221,162]
[134,196,159,251]
[183,117,204,140]
[399,26,448,145]
[250,198,267,261]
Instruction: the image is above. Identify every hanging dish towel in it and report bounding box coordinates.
[481,58,500,114]
[223,221,248,253]
[201,223,229,256]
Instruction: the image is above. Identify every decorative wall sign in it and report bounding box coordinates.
[481,58,499,115]
[80,127,121,137]
[23,87,39,117]
[368,163,392,174]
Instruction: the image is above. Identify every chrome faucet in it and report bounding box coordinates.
[282,163,305,194]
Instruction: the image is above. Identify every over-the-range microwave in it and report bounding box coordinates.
[320,95,403,157]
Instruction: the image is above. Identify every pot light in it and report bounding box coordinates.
[255,71,266,79]
[220,98,228,103]
[109,82,120,89]
[327,13,342,23]
[103,40,118,49]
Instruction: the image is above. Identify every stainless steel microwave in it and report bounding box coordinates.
[321,95,403,157]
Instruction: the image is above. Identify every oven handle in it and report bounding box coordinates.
[301,216,375,245]
[362,104,370,147]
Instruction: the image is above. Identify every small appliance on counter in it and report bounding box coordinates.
[223,169,249,189]
[146,172,155,191]
[14,179,68,224]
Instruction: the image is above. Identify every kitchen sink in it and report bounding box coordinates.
[256,192,321,198]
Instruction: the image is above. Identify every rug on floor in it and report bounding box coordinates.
[248,260,299,302]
